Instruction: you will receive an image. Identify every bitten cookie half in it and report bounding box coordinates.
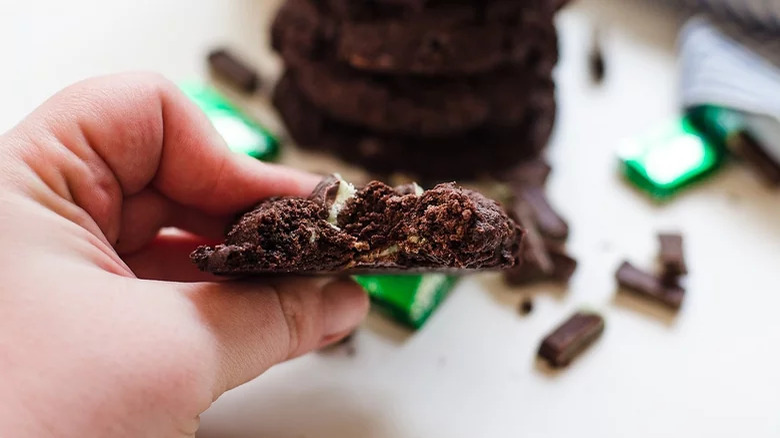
[191,175,524,275]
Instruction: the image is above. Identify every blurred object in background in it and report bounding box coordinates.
[269,0,562,181]
[679,15,780,186]
[670,0,780,31]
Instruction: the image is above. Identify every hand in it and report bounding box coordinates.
[0,73,369,437]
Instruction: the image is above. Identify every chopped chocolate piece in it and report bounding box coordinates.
[519,186,569,240]
[729,131,780,187]
[207,48,260,93]
[512,200,554,274]
[505,239,577,285]
[658,232,687,277]
[549,248,578,282]
[615,261,685,309]
[538,311,604,368]
[501,159,552,187]
[191,175,523,275]
[519,297,534,315]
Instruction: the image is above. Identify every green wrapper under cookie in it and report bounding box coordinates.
[618,110,729,199]
[355,274,458,330]
[180,82,279,161]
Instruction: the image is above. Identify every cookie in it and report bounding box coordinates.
[326,0,556,21]
[191,175,524,275]
[272,0,558,76]
[291,56,552,136]
[273,74,555,179]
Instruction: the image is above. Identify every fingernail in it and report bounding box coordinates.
[321,279,369,337]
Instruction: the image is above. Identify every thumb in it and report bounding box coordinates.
[178,277,368,397]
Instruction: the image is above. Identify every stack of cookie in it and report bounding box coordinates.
[271,0,561,180]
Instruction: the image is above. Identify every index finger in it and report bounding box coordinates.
[11,72,319,241]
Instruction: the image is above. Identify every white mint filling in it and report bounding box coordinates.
[413,182,424,195]
[327,174,357,226]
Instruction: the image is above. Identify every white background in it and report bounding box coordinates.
[2,0,780,437]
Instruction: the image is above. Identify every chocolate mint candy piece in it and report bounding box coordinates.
[538,312,604,368]
[616,261,685,309]
[208,48,259,93]
[512,200,554,274]
[658,232,687,278]
[505,241,577,285]
[520,186,569,240]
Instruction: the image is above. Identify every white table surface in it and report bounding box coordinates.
[3,1,780,437]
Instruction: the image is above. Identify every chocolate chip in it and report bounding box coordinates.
[207,48,259,93]
[616,261,685,309]
[308,174,342,213]
[538,312,604,368]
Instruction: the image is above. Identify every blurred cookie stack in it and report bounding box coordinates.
[271,0,561,180]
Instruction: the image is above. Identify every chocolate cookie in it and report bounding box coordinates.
[291,56,551,136]
[191,175,524,275]
[272,0,558,76]
[273,74,555,179]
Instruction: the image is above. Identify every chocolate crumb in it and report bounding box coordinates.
[519,298,534,315]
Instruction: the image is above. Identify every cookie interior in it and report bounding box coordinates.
[191,175,522,274]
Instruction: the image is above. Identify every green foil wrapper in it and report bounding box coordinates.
[618,111,729,199]
[180,82,279,161]
[355,274,458,330]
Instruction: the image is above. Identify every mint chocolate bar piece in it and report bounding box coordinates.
[538,312,604,368]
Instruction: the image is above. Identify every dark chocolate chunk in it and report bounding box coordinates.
[616,261,685,309]
[538,312,604,368]
[207,48,259,93]
[519,186,569,240]
[658,232,687,277]
[729,131,780,186]
[519,298,534,315]
[191,175,524,275]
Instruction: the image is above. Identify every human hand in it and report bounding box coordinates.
[0,73,369,437]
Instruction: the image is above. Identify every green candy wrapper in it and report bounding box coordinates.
[618,110,730,199]
[355,274,458,330]
[180,82,279,161]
